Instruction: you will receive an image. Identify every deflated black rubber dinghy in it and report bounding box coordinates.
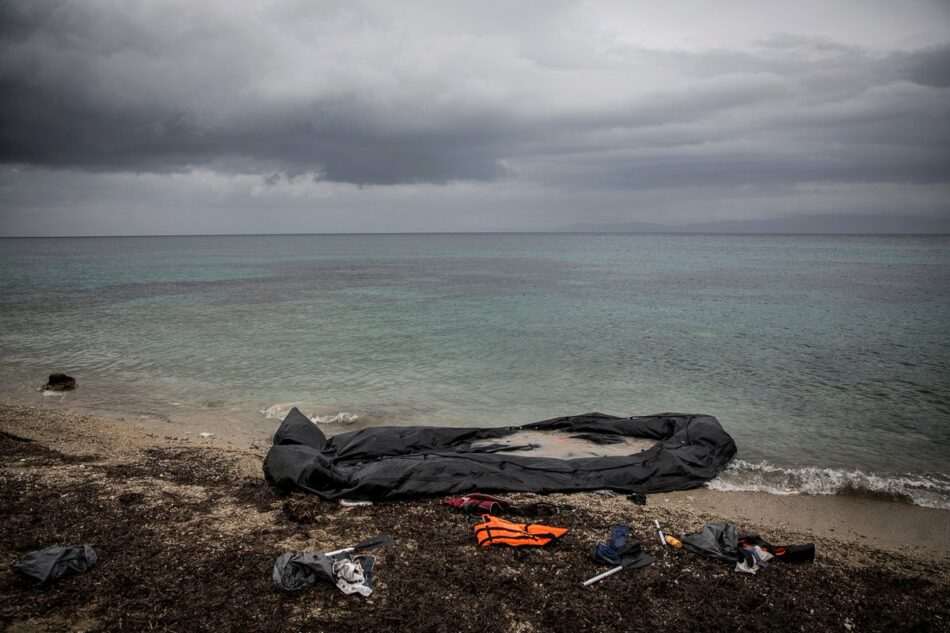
[264,409,737,500]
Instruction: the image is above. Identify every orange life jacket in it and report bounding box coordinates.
[473,514,568,547]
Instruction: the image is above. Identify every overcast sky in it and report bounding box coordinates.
[1,0,949,235]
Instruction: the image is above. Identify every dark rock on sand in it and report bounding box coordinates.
[43,373,77,391]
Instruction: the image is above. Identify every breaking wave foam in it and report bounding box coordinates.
[708,460,950,509]
[259,404,358,425]
[311,411,360,424]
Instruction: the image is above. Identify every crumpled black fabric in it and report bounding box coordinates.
[272,551,375,594]
[590,524,655,569]
[627,492,647,505]
[681,522,740,562]
[682,524,817,565]
[264,409,736,500]
[13,545,98,586]
[739,535,816,564]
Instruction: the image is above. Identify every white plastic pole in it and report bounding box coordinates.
[581,565,623,587]
[323,546,354,557]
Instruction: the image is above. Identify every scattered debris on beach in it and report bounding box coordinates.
[1,404,948,633]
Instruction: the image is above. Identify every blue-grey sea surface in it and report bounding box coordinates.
[1,234,948,506]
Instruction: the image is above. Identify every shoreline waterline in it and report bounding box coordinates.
[6,394,949,511]
[2,233,948,481]
[1,401,947,555]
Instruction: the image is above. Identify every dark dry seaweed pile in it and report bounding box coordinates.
[1,431,947,633]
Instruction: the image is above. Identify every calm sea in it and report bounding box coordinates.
[1,234,948,506]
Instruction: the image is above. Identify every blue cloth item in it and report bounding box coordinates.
[592,543,622,567]
[609,524,630,550]
[591,523,630,566]
[590,524,655,569]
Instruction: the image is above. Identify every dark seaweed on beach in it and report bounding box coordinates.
[1,430,948,633]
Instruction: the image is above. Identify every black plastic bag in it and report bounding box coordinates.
[13,545,98,586]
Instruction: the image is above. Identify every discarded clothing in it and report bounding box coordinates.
[735,559,757,575]
[738,535,815,564]
[741,545,773,568]
[273,551,334,593]
[590,524,655,569]
[681,523,816,568]
[681,522,740,562]
[443,493,559,518]
[444,492,511,515]
[273,551,375,597]
[592,524,630,566]
[736,545,773,574]
[474,514,568,547]
[332,558,374,597]
[264,409,737,500]
[13,545,97,586]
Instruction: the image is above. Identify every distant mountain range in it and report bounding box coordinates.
[553,213,950,234]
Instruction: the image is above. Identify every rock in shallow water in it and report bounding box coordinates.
[43,373,77,391]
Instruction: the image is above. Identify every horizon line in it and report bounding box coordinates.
[2,230,949,238]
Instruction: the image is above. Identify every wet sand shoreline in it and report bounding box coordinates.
[7,398,948,553]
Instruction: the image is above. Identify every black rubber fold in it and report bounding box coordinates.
[264,409,737,500]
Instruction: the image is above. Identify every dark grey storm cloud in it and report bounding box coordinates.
[0,0,948,234]
[0,1,516,183]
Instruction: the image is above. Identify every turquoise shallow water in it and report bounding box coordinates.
[1,234,949,505]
